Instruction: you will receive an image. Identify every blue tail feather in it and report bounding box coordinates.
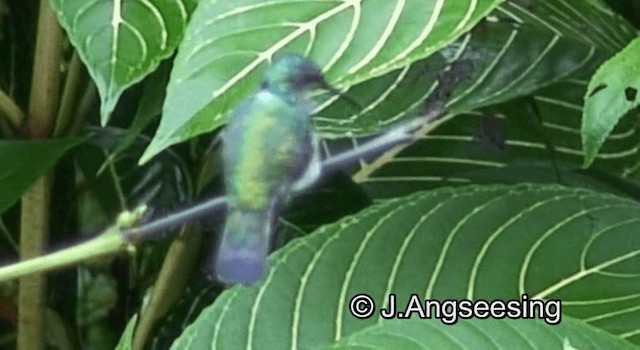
[215,209,271,285]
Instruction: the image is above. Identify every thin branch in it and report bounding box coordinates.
[124,197,228,241]
[322,111,441,174]
[0,206,149,282]
[103,149,128,211]
[0,228,127,281]
[0,218,18,253]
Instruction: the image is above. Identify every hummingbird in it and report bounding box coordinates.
[215,53,332,285]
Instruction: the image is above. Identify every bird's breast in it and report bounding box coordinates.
[223,94,312,209]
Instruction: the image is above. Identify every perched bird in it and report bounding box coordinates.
[216,53,330,285]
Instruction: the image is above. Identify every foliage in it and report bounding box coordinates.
[0,0,638,349]
[583,37,640,167]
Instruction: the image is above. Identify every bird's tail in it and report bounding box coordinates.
[215,208,272,285]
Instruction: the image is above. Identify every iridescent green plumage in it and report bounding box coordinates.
[216,54,327,284]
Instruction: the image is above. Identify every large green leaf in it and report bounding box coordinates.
[351,93,640,200]
[583,37,640,167]
[140,0,504,163]
[338,65,640,200]
[172,185,640,348]
[0,138,79,214]
[50,0,198,125]
[321,0,639,199]
[314,0,635,135]
[328,318,637,349]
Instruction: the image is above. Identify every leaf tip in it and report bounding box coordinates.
[100,105,112,127]
[580,126,601,169]
[137,149,155,165]
[138,135,171,165]
[581,155,595,169]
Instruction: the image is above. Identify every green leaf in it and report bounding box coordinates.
[114,314,138,350]
[315,0,636,136]
[305,0,640,197]
[0,138,79,214]
[328,318,637,350]
[348,93,640,200]
[140,0,504,163]
[49,0,197,125]
[582,37,640,168]
[172,184,640,348]
[315,0,639,193]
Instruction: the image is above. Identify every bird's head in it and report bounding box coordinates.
[262,53,329,96]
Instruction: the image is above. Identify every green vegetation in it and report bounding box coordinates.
[0,0,639,349]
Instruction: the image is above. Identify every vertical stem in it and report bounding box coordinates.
[18,175,52,350]
[68,82,96,136]
[18,0,63,349]
[53,52,82,137]
[24,0,62,139]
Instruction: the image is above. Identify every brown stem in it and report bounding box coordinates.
[18,0,63,349]
[18,174,52,350]
[23,0,62,139]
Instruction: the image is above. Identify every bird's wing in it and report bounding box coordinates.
[291,131,321,192]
